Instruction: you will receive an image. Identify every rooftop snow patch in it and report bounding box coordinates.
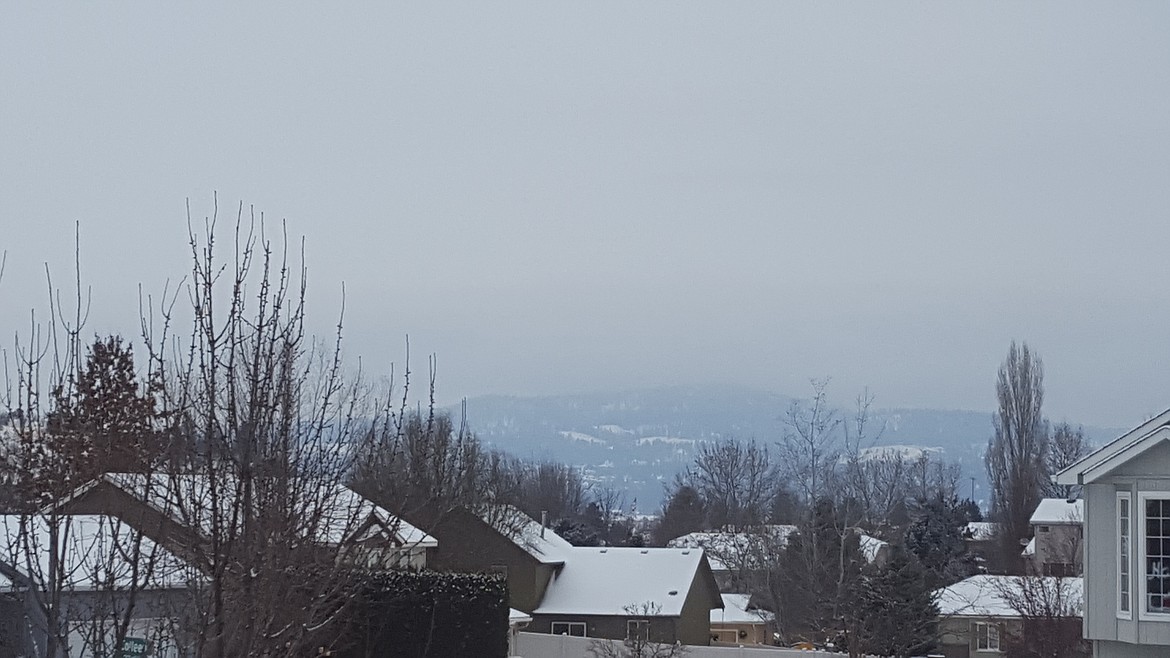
[0,515,193,591]
[533,547,715,617]
[935,574,1082,618]
[711,593,774,624]
[69,473,435,548]
[1030,498,1083,525]
[964,522,997,541]
[481,505,574,564]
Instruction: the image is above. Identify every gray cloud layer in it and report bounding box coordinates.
[2,3,1168,427]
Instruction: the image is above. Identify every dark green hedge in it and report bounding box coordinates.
[340,570,508,658]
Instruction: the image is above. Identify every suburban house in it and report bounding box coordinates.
[709,593,773,645]
[413,505,723,645]
[935,574,1083,658]
[1026,498,1083,576]
[50,473,436,571]
[0,514,195,658]
[1054,408,1170,657]
[667,525,889,591]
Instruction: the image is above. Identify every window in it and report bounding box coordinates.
[626,620,649,642]
[975,622,1001,652]
[551,622,586,637]
[1143,494,1170,616]
[1119,492,1131,618]
[1039,525,1050,533]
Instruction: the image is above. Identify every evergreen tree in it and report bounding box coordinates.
[774,498,865,646]
[847,546,939,658]
[44,335,159,485]
[653,483,706,545]
[905,494,975,588]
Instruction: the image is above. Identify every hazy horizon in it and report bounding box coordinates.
[4,3,1169,429]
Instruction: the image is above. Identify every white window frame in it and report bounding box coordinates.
[1119,491,1132,619]
[551,621,587,637]
[975,621,1001,652]
[1137,492,1170,621]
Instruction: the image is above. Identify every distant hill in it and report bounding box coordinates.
[453,385,1122,513]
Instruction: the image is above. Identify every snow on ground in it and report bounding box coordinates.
[856,444,943,462]
[559,431,608,445]
[635,436,696,446]
[595,424,634,436]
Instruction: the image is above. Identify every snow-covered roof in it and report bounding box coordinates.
[935,575,1083,618]
[964,522,997,541]
[1030,498,1083,526]
[0,515,193,591]
[509,608,533,625]
[533,547,718,617]
[481,505,573,564]
[667,527,797,571]
[859,535,888,563]
[1021,537,1036,557]
[711,593,774,625]
[70,473,435,549]
[668,526,886,569]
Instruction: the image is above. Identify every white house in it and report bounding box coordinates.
[1055,407,1170,657]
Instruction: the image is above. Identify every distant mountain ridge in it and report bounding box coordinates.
[452,385,1122,512]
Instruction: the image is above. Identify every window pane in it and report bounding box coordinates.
[1148,498,1170,614]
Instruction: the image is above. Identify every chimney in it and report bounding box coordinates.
[541,511,548,539]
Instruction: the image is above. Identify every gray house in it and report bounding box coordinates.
[1055,408,1170,657]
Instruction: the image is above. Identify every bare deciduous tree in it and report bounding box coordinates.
[985,341,1049,568]
[779,379,842,513]
[687,438,773,529]
[1046,422,1088,500]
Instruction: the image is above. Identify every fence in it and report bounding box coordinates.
[513,632,873,658]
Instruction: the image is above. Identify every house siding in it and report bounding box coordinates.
[529,615,677,644]
[1084,439,1170,653]
[421,508,554,613]
[677,568,715,646]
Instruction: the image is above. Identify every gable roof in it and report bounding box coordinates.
[479,505,573,564]
[667,525,886,569]
[1030,498,1083,525]
[666,527,796,571]
[711,593,774,625]
[532,547,721,617]
[936,574,1083,618]
[1055,407,1170,486]
[0,515,193,591]
[60,473,436,549]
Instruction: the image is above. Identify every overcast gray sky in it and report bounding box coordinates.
[2,3,1168,428]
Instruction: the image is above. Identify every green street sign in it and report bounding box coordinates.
[119,637,149,657]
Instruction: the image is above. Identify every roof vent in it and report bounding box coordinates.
[640,549,649,554]
[599,549,608,553]
[680,550,690,555]
[668,590,678,596]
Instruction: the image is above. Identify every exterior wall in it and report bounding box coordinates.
[1092,639,1170,658]
[677,567,716,646]
[421,507,554,613]
[937,616,1021,658]
[5,588,192,658]
[1085,465,1170,647]
[529,614,678,643]
[1033,522,1082,575]
[710,622,768,645]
